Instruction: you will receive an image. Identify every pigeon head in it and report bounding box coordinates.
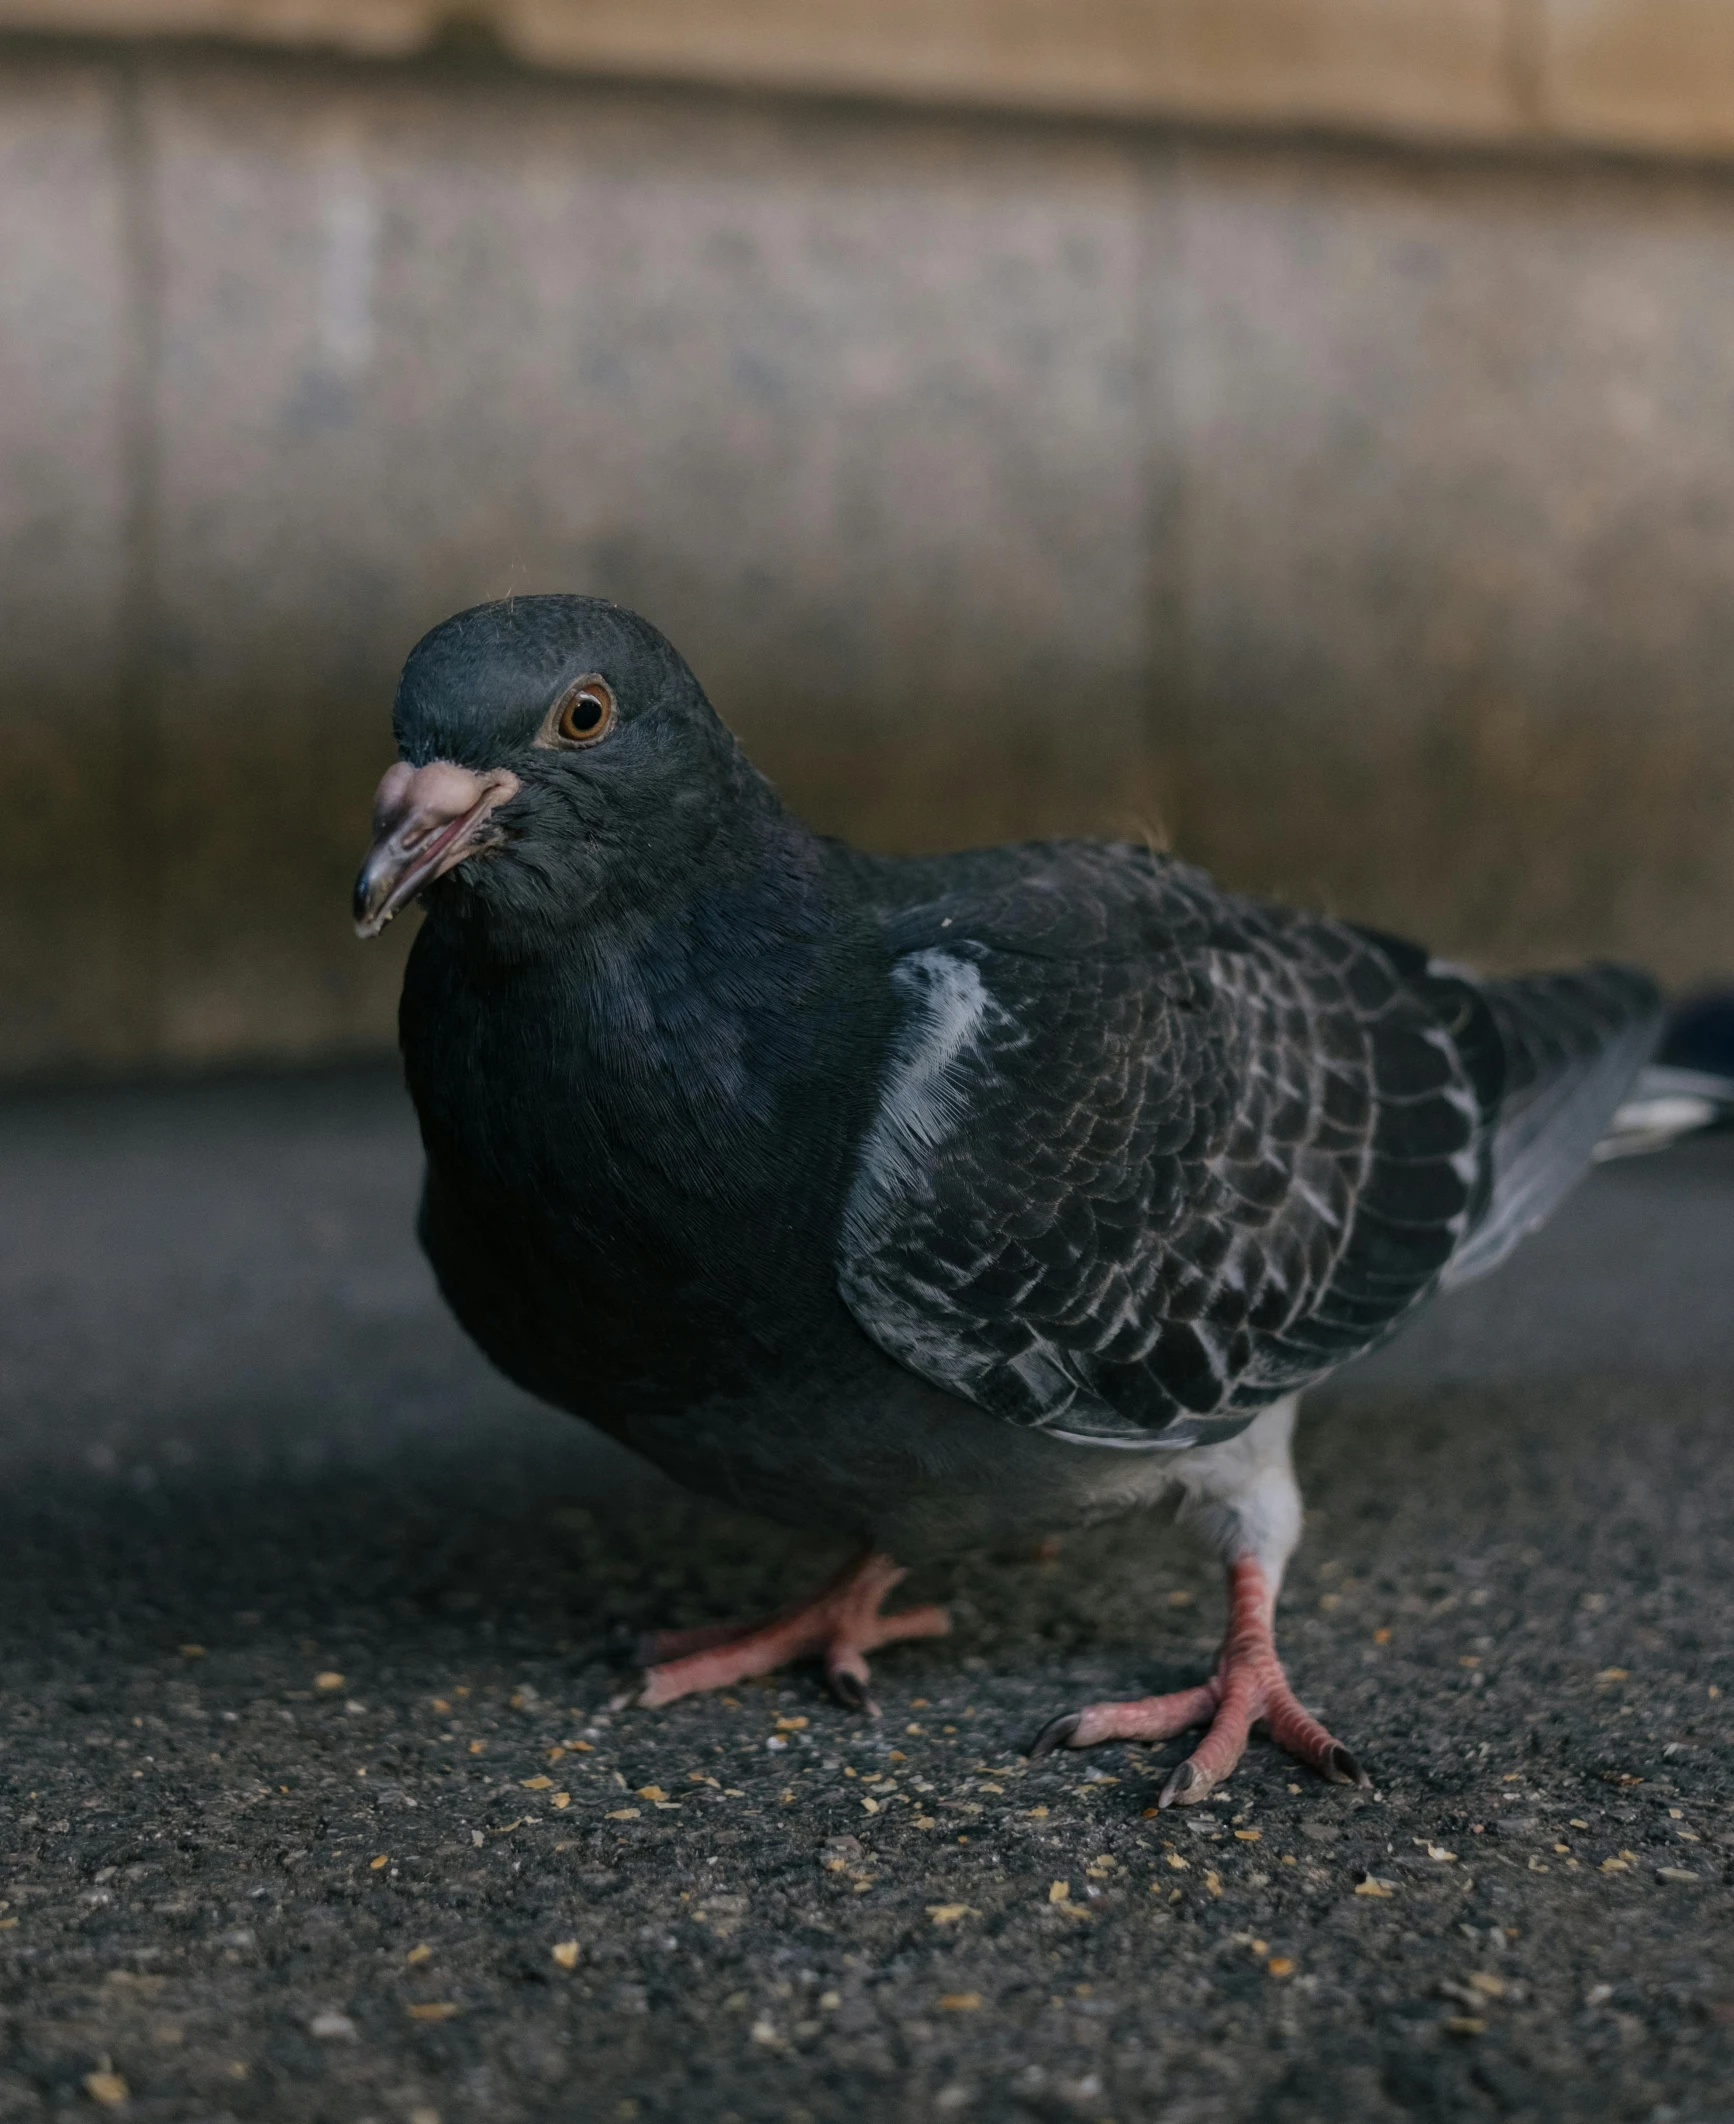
[354,595,759,948]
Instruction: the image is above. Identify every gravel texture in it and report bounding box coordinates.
[0,1067,1728,2123]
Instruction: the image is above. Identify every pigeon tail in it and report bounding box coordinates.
[1594,1062,1734,1160]
[1441,965,1662,1289]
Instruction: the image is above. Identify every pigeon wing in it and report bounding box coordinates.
[845,849,1657,1461]
[837,845,1511,1450]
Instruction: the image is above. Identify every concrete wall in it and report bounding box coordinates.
[5,35,1734,1075]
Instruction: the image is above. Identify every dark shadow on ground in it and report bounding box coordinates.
[0,1378,1728,2122]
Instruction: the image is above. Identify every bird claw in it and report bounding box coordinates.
[1323,1742,1371,1790]
[1158,1758,1200,1808]
[826,1667,877,1716]
[1027,1711,1082,1759]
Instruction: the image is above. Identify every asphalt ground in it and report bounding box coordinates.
[0,1065,1729,2124]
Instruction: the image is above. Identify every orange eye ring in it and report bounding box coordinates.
[555,676,615,745]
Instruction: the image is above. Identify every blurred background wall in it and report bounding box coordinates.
[5,0,1734,1077]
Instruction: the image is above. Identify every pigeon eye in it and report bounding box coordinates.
[554,678,615,746]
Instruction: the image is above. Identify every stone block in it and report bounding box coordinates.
[0,0,429,55]
[505,0,1520,142]
[0,56,140,1075]
[1543,0,1734,158]
[1161,137,1734,981]
[1,2,1525,148]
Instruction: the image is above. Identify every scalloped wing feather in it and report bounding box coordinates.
[837,845,1655,1450]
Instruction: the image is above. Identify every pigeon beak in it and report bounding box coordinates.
[353,759,522,939]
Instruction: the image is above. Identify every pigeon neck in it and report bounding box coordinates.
[565,806,878,1093]
[405,784,892,1228]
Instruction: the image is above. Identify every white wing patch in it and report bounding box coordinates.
[843,950,990,1227]
[838,951,1015,1405]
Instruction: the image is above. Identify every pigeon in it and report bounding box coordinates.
[354,594,1731,1804]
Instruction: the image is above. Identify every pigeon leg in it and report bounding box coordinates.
[624,1550,949,1713]
[1028,1395,1370,1803]
[1030,1554,1367,1802]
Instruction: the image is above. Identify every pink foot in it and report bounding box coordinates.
[1029,1555,1369,1805]
[618,1550,950,1714]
